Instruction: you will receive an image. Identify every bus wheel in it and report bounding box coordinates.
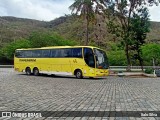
[26,67,31,75]
[75,70,83,79]
[33,68,39,76]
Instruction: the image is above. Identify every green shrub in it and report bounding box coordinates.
[107,50,127,66]
[2,39,31,60]
[1,31,78,61]
[144,68,153,74]
[29,32,77,48]
[142,44,160,66]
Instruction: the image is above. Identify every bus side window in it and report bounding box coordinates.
[55,49,61,57]
[32,50,42,58]
[62,49,72,57]
[24,50,32,58]
[15,50,24,58]
[42,50,50,57]
[72,48,82,58]
[51,49,56,57]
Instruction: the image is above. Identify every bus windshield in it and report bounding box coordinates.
[94,49,109,69]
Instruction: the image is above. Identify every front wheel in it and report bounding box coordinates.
[75,70,83,79]
[33,68,39,76]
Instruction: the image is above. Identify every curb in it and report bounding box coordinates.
[109,72,157,78]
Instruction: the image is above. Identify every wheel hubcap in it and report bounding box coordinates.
[77,72,81,78]
[34,70,38,75]
[26,69,30,75]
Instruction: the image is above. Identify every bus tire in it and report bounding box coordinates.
[26,67,31,75]
[33,67,39,76]
[75,69,83,79]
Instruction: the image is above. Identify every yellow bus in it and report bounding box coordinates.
[14,46,109,78]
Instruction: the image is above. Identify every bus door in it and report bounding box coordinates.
[83,48,96,76]
[71,48,83,74]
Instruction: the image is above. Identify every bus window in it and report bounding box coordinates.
[62,49,72,57]
[51,49,56,57]
[51,49,66,58]
[72,48,82,58]
[24,50,32,58]
[42,50,50,57]
[32,50,42,58]
[94,49,109,69]
[84,48,95,68]
[55,49,62,57]
[15,50,24,58]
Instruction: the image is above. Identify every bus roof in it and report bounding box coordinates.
[16,46,104,51]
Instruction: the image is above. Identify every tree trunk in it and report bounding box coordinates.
[85,12,89,46]
[137,49,144,71]
[153,58,155,69]
[140,60,144,71]
[125,43,131,71]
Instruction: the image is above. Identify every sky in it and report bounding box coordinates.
[0,0,160,22]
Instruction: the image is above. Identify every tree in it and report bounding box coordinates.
[2,32,77,61]
[69,0,95,45]
[142,44,160,66]
[2,39,31,60]
[108,50,127,66]
[0,48,3,59]
[29,32,76,48]
[130,7,150,71]
[104,0,159,71]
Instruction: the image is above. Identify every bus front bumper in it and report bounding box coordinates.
[95,70,109,77]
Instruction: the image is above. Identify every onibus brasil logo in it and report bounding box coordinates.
[1,112,42,118]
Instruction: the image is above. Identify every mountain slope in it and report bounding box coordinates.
[0,16,49,46]
[0,16,160,47]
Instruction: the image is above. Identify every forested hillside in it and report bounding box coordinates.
[0,16,160,47]
[0,16,160,66]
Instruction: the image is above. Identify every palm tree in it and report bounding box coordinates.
[69,0,95,45]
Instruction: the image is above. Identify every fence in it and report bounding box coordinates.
[0,65,160,70]
[110,66,160,71]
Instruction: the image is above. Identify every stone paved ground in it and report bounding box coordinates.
[0,68,160,120]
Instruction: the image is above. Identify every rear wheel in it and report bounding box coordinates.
[75,70,83,79]
[26,67,31,75]
[33,68,39,76]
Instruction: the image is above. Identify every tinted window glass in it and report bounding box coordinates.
[62,49,72,57]
[51,49,62,57]
[23,50,32,58]
[51,48,76,58]
[55,49,61,57]
[60,49,66,57]
[67,49,72,57]
[84,48,95,68]
[72,48,82,58]
[51,49,57,57]
[15,50,24,58]
[42,50,50,57]
[32,50,42,58]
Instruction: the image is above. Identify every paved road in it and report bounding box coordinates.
[0,68,160,120]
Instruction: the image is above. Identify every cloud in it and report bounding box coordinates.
[148,6,160,22]
[0,0,73,21]
[0,0,160,22]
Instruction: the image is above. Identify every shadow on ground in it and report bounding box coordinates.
[18,73,106,80]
